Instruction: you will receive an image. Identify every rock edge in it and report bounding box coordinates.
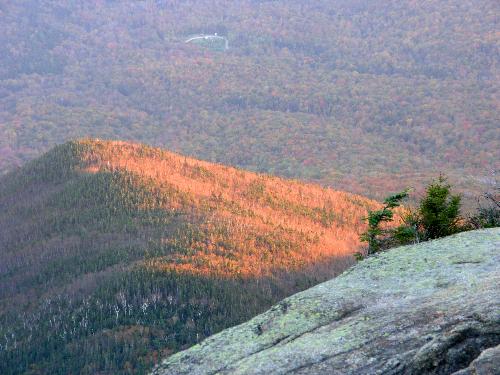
[152,229,500,375]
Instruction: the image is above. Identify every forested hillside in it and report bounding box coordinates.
[0,139,376,374]
[0,0,498,200]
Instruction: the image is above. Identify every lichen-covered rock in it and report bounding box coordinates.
[451,344,500,374]
[151,229,500,375]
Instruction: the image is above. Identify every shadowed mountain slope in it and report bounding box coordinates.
[152,228,500,375]
[0,139,377,374]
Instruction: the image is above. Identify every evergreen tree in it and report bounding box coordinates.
[360,190,409,255]
[419,175,462,240]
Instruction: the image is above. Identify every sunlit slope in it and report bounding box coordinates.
[0,139,377,375]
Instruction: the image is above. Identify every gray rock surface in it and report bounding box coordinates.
[152,229,500,375]
[451,344,500,374]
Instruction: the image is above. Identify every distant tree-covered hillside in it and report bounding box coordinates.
[0,139,376,374]
[0,0,498,201]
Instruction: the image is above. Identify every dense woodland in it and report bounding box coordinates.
[0,1,498,372]
[0,0,498,201]
[0,139,377,374]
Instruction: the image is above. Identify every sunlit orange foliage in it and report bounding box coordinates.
[73,139,380,279]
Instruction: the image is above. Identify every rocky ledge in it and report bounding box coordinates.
[152,229,500,375]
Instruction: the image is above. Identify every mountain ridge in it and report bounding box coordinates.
[0,138,378,374]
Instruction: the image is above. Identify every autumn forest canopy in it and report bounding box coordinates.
[0,0,498,201]
[0,1,499,374]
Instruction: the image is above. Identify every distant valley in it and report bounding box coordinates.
[0,0,498,201]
